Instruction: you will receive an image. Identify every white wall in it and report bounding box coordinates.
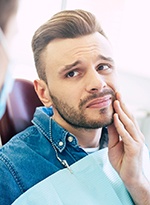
[11,0,150,79]
[118,70,150,148]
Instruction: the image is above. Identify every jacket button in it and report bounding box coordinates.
[68,136,73,142]
[59,141,64,146]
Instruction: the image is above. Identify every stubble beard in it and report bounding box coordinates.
[49,89,115,130]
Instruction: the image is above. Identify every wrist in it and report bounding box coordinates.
[125,174,150,205]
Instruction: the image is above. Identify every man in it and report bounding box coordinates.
[0,0,18,119]
[0,9,150,205]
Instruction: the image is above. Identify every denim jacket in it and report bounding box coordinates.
[0,106,108,205]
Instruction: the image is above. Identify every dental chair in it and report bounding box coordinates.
[0,78,43,145]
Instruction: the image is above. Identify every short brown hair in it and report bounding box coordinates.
[32,9,107,82]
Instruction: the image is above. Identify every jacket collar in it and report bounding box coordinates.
[32,106,78,152]
[32,106,108,152]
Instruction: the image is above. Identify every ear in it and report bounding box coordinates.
[34,79,52,107]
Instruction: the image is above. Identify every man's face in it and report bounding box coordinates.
[44,32,118,130]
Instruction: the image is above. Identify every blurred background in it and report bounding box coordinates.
[10,0,150,147]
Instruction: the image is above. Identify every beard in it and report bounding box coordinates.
[49,89,116,129]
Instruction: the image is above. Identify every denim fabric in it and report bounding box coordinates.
[0,106,108,205]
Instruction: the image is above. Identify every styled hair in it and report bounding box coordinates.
[32,9,107,82]
[0,0,18,33]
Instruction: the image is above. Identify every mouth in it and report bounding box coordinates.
[86,95,112,109]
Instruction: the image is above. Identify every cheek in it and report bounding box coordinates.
[63,88,82,108]
[107,74,119,92]
[50,84,80,103]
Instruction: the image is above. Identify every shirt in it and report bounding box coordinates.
[0,106,108,205]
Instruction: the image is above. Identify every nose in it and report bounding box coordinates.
[85,69,107,93]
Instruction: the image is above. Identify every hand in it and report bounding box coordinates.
[108,92,144,182]
[107,92,150,205]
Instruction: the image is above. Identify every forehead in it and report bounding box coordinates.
[44,32,113,70]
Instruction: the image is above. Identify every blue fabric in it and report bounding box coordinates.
[0,106,108,204]
[13,148,134,205]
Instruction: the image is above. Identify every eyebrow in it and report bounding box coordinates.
[97,54,114,63]
[59,54,114,75]
[59,60,82,75]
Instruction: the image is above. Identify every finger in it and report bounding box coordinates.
[116,92,135,121]
[115,92,140,130]
[114,100,138,138]
[114,94,145,141]
[113,113,135,145]
[114,109,144,144]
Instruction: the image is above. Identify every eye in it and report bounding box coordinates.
[66,70,79,78]
[97,64,111,71]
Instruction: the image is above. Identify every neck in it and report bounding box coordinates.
[71,127,102,148]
